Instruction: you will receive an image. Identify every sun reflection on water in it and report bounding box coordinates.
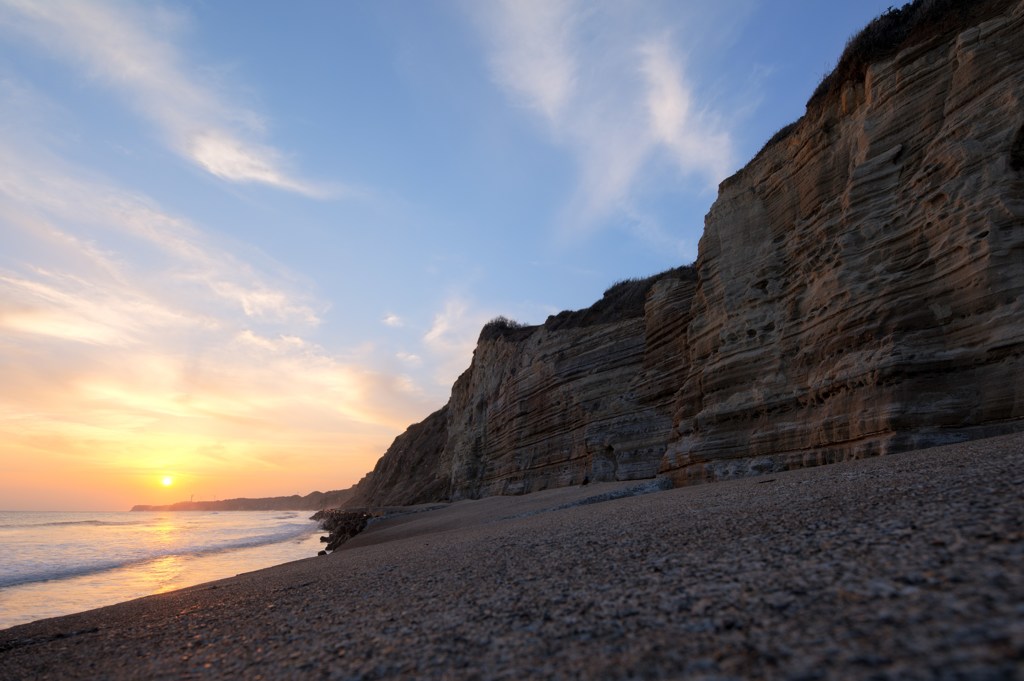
[145,517,177,548]
[0,512,324,629]
[140,554,187,594]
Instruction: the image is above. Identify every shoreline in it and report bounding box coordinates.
[0,513,324,631]
[1,433,1021,679]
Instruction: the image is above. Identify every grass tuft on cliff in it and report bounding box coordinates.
[479,315,534,342]
[749,0,1015,174]
[478,266,697,342]
[544,266,696,332]
[809,0,1016,111]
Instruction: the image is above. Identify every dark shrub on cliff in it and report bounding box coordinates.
[476,266,696,342]
[809,0,1016,110]
[750,0,1015,168]
[755,121,800,160]
[479,315,535,342]
[544,266,695,331]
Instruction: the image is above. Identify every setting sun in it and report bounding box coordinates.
[161,476,173,487]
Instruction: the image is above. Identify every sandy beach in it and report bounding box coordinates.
[1,433,1021,680]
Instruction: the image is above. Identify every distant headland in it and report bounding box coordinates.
[130,488,353,512]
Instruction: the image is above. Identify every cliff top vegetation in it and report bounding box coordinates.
[479,315,534,342]
[808,0,1016,110]
[544,265,695,332]
[754,0,1016,164]
[478,266,696,342]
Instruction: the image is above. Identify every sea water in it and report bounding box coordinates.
[0,510,324,630]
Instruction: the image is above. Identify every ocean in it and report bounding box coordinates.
[0,510,324,630]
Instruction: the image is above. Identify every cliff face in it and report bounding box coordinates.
[444,271,697,500]
[345,270,697,506]
[346,406,449,507]
[347,0,1024,507]
[663,1,1024,482]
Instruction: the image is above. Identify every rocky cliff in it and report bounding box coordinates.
[347,269,697,506]
[346,0,1024,507]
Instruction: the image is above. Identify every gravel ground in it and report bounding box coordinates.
[1,433,1021,680]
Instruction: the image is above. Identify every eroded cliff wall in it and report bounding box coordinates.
[662,1,1024,482]
[346,270,697,506]
[347,0,1024,507]
[444,271,698,500]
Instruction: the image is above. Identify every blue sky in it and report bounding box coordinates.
[0,0,896,510]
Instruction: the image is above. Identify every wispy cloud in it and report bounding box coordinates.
[0,142,323,326]
[0,0,329,196]
[469,1,738,242]
[423,297,494,388]
[481,0,578,125]
[189,132,328,196]
[0,137,435,507]
[382,313,404,328]
[640,38,733,183]
[396,352,422,365]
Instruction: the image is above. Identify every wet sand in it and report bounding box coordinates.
[1,433,1021,680]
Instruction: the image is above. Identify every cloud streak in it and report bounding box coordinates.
[470,1,738,244]
[0,142,322,326]
[0,0,328,196]
[422,297,494,388]
[482,0,578,125]
[640,39,734,183]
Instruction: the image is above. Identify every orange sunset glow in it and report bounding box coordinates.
[0,157,486,511]
[0,299,449,510]
[0,342,442,510]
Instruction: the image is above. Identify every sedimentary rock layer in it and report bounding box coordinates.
[663,0,1024,482]
[346,271,697,506]
[347,0,1024,507]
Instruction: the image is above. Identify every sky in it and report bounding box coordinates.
[0,0,897,511]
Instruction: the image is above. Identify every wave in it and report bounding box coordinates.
[3,519,147,529]
[0,522,317,588]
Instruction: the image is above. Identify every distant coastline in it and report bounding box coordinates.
[130,487,353,512]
